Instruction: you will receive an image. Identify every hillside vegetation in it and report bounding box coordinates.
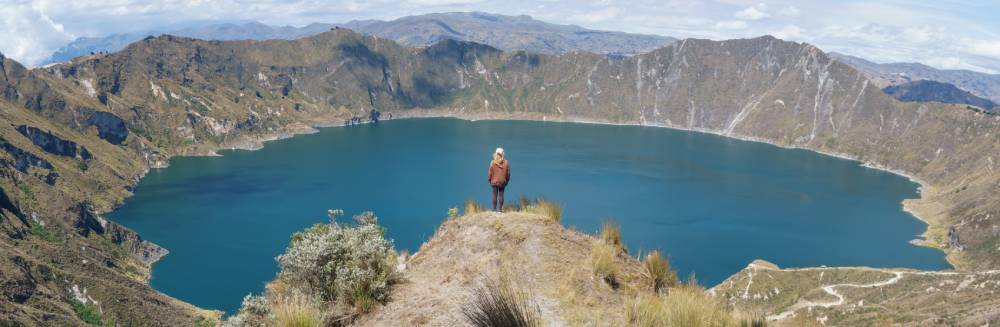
[231,204,764,327]
[0,27,998,324]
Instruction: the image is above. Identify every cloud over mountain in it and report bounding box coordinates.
[2,0,1000,74]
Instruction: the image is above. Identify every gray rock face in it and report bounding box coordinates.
[86,111,128,145]
[15,125,92,160]
[3,256,38,304]
[0,141,57,185]
[0,187,22,221]
[74,203,106,237]
[74,203,168,265]
[107,223,169,266]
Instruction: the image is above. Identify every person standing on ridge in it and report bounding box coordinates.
[488,147,510,212]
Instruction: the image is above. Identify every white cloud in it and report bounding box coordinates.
[570,6,622,23]
[771,24,804,41]
[734,3,769,20]
[405,0,485,5]
[0,2,73,66]
[776,6,799,17]
[715,20,748,30]
[923,56,995,73]
[966,40,1000,58]
[2,0,1000,74]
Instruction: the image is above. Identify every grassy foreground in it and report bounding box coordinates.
[223,200,765,326]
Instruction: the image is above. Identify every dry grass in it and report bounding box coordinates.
[643,250,677,293]
[590,242,619,288]
[600,219,625,253]
[625,285,765,327]
[272,291,326,327]
[519,197,562,222]
[735,313,767,327]
[460,197,561,222]
[463,274,540,327]
[465,199,487,215]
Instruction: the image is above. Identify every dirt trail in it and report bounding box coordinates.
[750,262,1000,321]
[354,211,645,326]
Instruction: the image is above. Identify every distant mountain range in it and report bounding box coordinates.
[829,52,1000,104]
[47,22,336,63]
[47,12,675,65]
[883,80,995,111]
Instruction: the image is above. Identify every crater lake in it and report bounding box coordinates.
[110,118,950,313]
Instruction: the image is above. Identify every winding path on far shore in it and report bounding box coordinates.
[750,262,1000,321]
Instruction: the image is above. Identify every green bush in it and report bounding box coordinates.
[30,223,62,243]
[68,298,109,326]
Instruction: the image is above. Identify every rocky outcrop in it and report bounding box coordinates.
[75,203,107,237]
[107,222,168,266]
[0,140,58,185]
[15,125,92,160]
[0,187,21,219]
[86,111,128,145]
[2,256,39,304]
[0,142,53,172]
[74,203,167,266]
[949,226,965,251]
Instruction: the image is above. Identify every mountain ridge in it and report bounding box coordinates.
[883,80,996,111]
[829,52,1000,103]
[45,12,675,65]
[1,29,998,325]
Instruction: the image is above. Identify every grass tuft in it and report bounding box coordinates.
[590,242,619,288]
[643,250,677,293]
[272,291,325,327]
[463,274,540,327]
[599,219,624,253]
[736,313,768,327]
[520,197,561,222]
[465,199,486,215]
[626,285,762,327]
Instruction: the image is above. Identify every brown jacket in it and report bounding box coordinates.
[488,160,510,187]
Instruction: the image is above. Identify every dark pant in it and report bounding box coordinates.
[491,185,506,211]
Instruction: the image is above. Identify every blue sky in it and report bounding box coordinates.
[2,0,1000,73]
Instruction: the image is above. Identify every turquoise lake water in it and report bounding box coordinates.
[109,118,949,313]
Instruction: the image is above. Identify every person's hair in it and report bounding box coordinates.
[492,152,504,166]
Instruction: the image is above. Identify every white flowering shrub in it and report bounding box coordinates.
[224,209,398,326]
[276,209,398,307]
[223,294,271,327]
